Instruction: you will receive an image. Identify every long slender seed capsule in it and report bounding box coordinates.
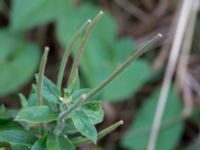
[86,33,162,100]
[38,47,49,105]
[57,20,92,90]
[57,33,162,128]
[67,11,104,85]
[72,120,124,147]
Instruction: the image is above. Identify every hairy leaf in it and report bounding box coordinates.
[71,110,97,143]
[31,135,46,150]
[16,106,58,123]
[82,101,104,124]
[46,133,75,150]
[0,121,36,147]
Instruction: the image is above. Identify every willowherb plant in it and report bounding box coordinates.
[0,11,162,150]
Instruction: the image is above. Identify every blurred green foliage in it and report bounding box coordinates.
[122,86,184,150]
[0,30,40,96]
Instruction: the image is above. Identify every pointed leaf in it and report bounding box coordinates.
[19,94,28,108]
[71,110,97,143]
[31,136,46,150]
[0,121,36,147]
[36,76,61,104]
[46,133,75,150]
[82,101,104,124]
[16,106,58,123]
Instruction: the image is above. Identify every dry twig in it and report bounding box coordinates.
[147,0,195,150]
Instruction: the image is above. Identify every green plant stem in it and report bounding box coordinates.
[72,120,124,147]
[57,20,91,91]
[55,33,162,135]
[67,11,104,86]
[86,33,162,100]
[37,47,49,136]
[38,47,49,105]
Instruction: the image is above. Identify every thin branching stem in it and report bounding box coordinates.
[67,11,104,86]
[57,20,91,91]
[56,33,162,134]
[86,33,162,100]
[38,47,49,105]
[72,120,124,146]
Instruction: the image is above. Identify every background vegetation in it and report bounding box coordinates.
[0,0,200,149]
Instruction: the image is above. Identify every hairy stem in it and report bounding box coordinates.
[72,120,124,146]
[86,33,162,100]
[38,47,49,105]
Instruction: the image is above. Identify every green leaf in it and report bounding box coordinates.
[57,4,116,48]
[39,76,61,104]
[62,119,78,134]
[16,106,58,123]
[0,29,40,96]
[71,110,97,143]
[19,94,28,108]
[0,105,6,115]
[0,121,36,147]
[46,133,75,150]
[27,85,39,106]
[31,135,46,150]
[0,109,18,120]
[82,101,104,124]
[102,60,150,101]
[121,87,184,150]
[11,0,70,31]
[70,88,90,102]
[28,93,38,107]
[11,144,30,150]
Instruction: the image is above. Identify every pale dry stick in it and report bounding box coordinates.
[176,0,199,88]
[114,0,151,22]
[153,4,180,70]
[147,0,195,150]
[176,0,199,118]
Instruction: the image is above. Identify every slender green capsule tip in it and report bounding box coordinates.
[87,19,92,23]
[119,120,124,125]
[99,10,104,15]
[44,46,50,52]
[158,33,163,38]
[81,94,87,100]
